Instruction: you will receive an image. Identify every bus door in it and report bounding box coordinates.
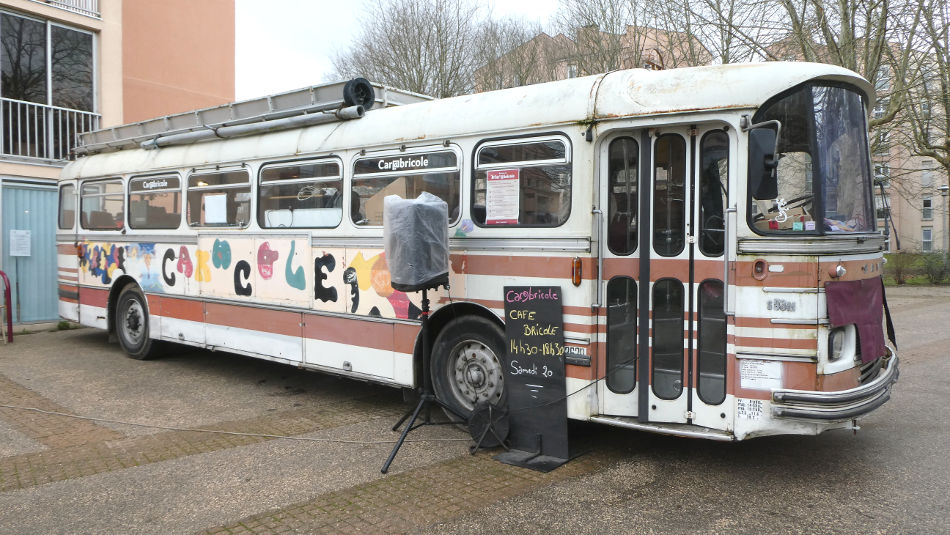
[599,126,731,430]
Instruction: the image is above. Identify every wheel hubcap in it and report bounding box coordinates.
[451,340,503,410]
[123,301,144,343]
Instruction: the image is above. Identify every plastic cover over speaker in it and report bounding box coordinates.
[383,192,450,292]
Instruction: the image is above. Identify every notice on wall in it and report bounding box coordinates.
[739,359,783,390]
[496,286,569,471]
[9,230,30,257]
[485,169,519,225]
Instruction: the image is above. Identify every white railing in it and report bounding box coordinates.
[0,98,100,162]
[33,0,100,18]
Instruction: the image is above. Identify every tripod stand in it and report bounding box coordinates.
[381,286,466,474]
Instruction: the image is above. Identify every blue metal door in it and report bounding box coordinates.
[2,183,58,323]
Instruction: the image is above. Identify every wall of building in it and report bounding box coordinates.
[121,0,234,124]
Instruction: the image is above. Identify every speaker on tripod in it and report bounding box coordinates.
[383,192,449,292]
[380,192,464,473]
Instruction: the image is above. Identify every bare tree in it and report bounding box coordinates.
[332,0,484,98]
[473,19,558,91]
[901,0,950,176]
[680,0,772,64]
[554,0,650,74]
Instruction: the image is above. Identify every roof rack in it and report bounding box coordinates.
[76,78,431,156]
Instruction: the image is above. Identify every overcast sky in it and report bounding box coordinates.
[235,0,559,100]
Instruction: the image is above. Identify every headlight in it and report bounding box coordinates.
[828,327,845,362]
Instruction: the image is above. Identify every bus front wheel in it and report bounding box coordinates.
[431,316,506,421]
[115,285,156,360]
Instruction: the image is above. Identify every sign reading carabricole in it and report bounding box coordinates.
[499,285,569,468]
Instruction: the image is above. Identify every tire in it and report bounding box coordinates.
[431,316,507,421]
[115,285,157,360]
[342,77,375,108]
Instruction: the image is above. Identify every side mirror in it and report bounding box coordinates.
[749,127,778,200]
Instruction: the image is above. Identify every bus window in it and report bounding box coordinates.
[59,184,76,229]
[80,179,125,230]
[351,150,460,226]
[653,134,686,256]
[699,131,729,256]
[606,276,637,393]
[186,170,251,228]
[259,159,343,228]
[697,279,727,405]
[473,136,571,227]
[652,278,684,399]
[128,175,182,229]
[607,137,638,255]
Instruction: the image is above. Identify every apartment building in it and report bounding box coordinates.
[871,86,949,254]
[0,0,234,323]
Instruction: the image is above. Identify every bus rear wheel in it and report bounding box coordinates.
[431,316,506,421]
[115,285,157,360]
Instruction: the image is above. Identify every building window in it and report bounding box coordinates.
[874,130,889,155]
[0,11,97,160]
[922,227,933,252]
[0,13,94,111]
[874,163,890,184]
[875,66,890,93]
[872,103,886,120]
[923,197,933,220]
[922,160,936,187]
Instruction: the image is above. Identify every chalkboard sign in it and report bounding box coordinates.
[496,285,569,470]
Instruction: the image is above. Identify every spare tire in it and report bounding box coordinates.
[343,78,375,108]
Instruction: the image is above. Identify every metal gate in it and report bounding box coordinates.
[1,182,59,323]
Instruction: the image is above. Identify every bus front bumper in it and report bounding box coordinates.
[770,350,899,421]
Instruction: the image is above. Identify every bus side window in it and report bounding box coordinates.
[472,136,572,227]
[59,184,76,230]
[258,159,343,228]
[187,169,251,228]
[80,179,125,230]
[351,149,460,226]
[128,175,182,230]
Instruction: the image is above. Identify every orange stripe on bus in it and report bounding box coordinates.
[735,336,816,350]
[79,287,108,308]
[149,294,203,322]
[451,254,595,279]
[735,317,817,329]
[303,314,395,353]
[205,302,302,338]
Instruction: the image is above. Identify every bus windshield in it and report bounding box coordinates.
[749,83,873,234]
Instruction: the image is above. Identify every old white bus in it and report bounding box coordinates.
[57,63,898,441]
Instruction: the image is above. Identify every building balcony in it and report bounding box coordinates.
[30,0,100,18]
[0,98,100,163]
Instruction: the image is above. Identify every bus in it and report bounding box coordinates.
[56,62,898,441]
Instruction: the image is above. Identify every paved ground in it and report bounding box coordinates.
[0,285,947,534]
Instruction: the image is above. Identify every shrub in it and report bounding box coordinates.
[885,252,919,285]
[920,252,950,284]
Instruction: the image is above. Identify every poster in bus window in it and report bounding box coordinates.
[486,169,519,225]
[204,193,227,224]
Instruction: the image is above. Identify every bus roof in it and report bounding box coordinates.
[62,62,871,181]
